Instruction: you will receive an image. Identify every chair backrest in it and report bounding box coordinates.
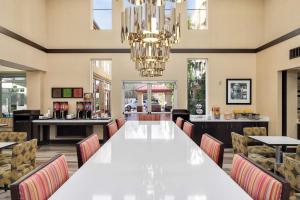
[175,117,184,129]
[107,121,118,138]
[116,117,126,129]
[11,154,69,200]
[296,145,300,161]
[138,114,161,121]
[0,117,13,128]
[283,154,300,191]
[76,133,100,168]
[182,121,194,138]
[0,132,27,143]
[231,154,289,200]
[200,133,224,167]
[11,139,38,182]
[231,132,248,156]
[243,127,267,144]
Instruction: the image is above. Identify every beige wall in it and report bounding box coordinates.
[255,0,300,137]
[286,70,297,138]
[0,0,47,71]
[46,0,263,48]
[256,35,300,136]
[262,0,300,44]
[27,71,45,110]
[0,0,47,46]
[41,53,256,117]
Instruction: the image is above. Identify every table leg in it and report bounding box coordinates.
[275,146,282,164]
[103,124,109,143]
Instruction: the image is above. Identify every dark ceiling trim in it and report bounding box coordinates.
[1,25,300,54]
[0,26,47,52]
[171,48,256,53]
[256,27,300,52]
[46,49,130,53]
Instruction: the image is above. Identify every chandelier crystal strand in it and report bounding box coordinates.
[121,0,184,77]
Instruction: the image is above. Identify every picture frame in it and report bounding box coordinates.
[73,88,84,98]
[226,79,252,105]
[51,88,62,98]
[51,87,83,98]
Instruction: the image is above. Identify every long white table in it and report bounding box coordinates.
[50,121,251,200]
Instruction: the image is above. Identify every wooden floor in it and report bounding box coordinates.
[0,144,234,200]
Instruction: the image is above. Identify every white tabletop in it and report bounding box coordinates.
[0,142,16,149]
[250,136,300,146]
[50,121,251,200]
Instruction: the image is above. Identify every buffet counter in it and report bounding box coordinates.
[189,115,269,147]
[32,119,112,144]
[190,115,270,122]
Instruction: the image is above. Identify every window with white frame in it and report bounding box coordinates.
[187,0,208,30]
[92,0,112,30]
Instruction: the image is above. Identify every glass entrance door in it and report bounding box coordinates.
[122,81,177,120]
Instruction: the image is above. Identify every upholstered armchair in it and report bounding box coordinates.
[0,118,13,132]
[231,132,275,171]
[0,139,37,190]
[0,132,27,165]
[243,127,275,157]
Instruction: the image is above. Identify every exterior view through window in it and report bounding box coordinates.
[187,59,207,115]
[0,75,27,117]
[92,0,112,30]
[187,0,208,30]
[91,59,112,117]
[122,81,177,120]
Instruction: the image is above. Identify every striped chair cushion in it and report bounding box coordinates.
[200,134,221,165]
[231,154,283,200]
[107,121,118,138]
[182,121,194,138]
[116,117,126,129]
[175,117,184,129]
[79,134,100,164]
[18,155,69,200]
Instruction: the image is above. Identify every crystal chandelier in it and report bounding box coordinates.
[121,0,183,77]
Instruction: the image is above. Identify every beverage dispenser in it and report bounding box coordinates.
[53,102,61,119]
[60,102,69,119]
[76,102,85,119]
[84,102,92,119]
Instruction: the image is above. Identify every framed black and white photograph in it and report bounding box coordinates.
[226,79,252,105]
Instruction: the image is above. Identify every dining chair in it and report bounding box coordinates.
[107,121,118,138]
[10,154,69,200]
[175,117,184,129]
[200,133,224,167]
[116,117,126,129]
[138,114,161,121]
[0,118,13,132]
[243,127,269,146]
[231,154,290,200]
[231,132,275,171]
[76,133,100,168]
[0,139,37,190]
[182,121,194,138]
[277,145,300,200]
[0,132,27,143]
[0,132,28,164]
